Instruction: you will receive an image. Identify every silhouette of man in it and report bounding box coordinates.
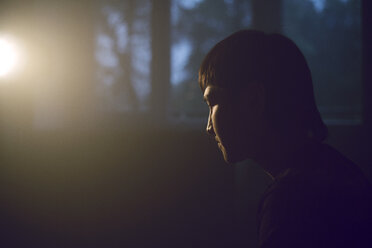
[199,30,372,247]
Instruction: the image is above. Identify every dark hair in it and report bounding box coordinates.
[199,30,328,142]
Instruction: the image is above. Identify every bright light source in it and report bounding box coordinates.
[0,37,19,77]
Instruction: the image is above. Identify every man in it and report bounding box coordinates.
[199,30,371,247]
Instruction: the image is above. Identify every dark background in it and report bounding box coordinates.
[0,0,371,247]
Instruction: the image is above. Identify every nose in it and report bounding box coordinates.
[206,111,215,136]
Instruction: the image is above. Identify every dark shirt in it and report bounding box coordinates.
[257,142,372,248]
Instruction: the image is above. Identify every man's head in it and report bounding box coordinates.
[199,30,327,164]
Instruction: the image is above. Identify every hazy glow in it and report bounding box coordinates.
[0,38,19,77]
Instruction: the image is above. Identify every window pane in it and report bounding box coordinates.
[283,0,362,123]
[95,0,151,113]
[169,0,253,120]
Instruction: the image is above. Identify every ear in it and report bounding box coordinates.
[238,81,266,116]
[253,81,266,116]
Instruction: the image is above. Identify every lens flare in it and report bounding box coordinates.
[0,38,19,77]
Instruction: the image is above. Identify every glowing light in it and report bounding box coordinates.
[0,37,19,77]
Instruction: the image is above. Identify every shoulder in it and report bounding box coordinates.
[257,169,324,247]
[257,143,372,247]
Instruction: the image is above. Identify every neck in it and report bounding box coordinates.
[254,133,311,179]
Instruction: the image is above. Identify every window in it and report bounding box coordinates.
[0,1,362,129]
[95,0,362,125]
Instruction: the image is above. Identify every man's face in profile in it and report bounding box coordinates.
[203,85,243,163]
[203,83,266,164]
